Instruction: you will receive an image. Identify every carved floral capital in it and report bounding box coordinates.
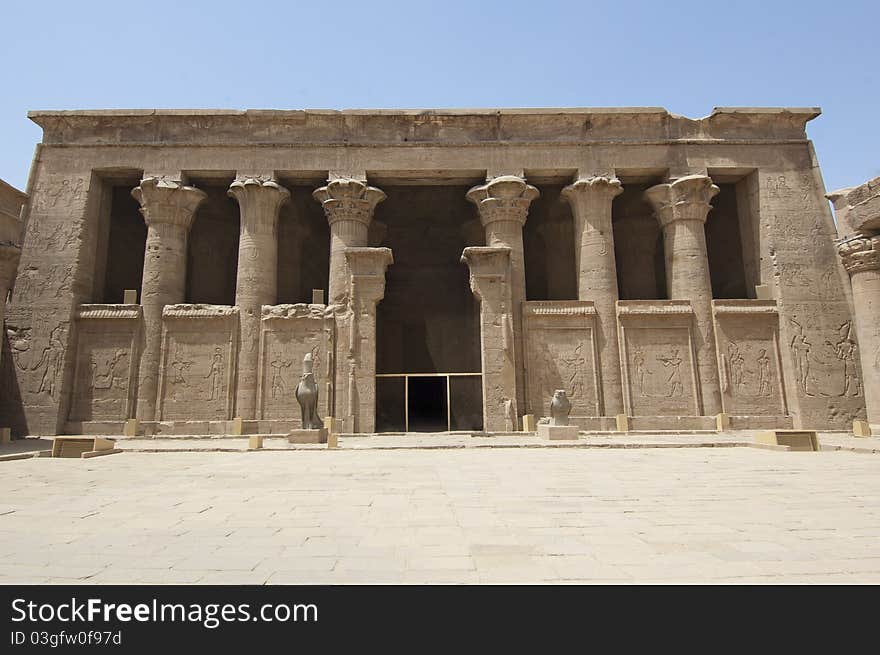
[228,177,290,233]
[837,233,880,274]
[644,174,719,228]
[313,179,386,227]
[466,176,539,228]
[562,176,623,205]
[131,177,206,230]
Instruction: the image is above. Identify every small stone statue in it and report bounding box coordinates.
[549,389,571,426]
[295,352,322,429]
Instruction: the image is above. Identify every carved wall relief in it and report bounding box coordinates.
[68,305,141,422]
[522,301,599,419]
[617,301,700,416]
[713,300,787,416]
[257,304,335,423]
[157,305,238,421]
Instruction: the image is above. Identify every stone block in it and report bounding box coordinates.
[327,432,339,449]
[229,417,243,436]
[853,420,872,438]
[716,413,731,431]
[537,424,579,440]
[521,414,536,432]
[755,430,819,452]
[123,419,138,437]
[312,288,324,305]
[51,436,116,458]
[287,428,328,444]
[615,414,630,432]
[0,427,10,444]
[248,435,264,450]
[754,284,773,300]
[123,289,138,304]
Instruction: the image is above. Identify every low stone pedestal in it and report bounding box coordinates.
[248,435,264,450]
[537,424,579,440]
[522,414,536,432]
[853,420,873,438]
[287,428,328,444]
[755,430,819,452]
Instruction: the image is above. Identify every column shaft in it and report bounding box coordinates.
[132,178,206,422]
[645,175,722,415]
[562,177,624,415]
[838,235,880,425]
[229,178,289,420]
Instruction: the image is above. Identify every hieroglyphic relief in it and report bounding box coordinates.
[787,316,861,399]
[713,301,787,416]
[157,305,238,421]
[522,301,599,419]
[618,301,700,416]
[69,305,141,422]
[6,320,69,401]
[258,304,335,423]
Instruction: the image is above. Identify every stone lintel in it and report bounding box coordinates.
[75,304,143,321]
[162,304,239,319]
[711,299,779,315]
[616,300,693,316]
[28,107,821,147]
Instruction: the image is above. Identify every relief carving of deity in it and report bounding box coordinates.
[205,347,224,402]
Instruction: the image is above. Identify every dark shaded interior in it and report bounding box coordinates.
[277,183,331,304]
[186,181,239,305]
[101,185,146,303]
[376,377,406,432]
[705,183,749,299]
[523,184,577,300]
[612,182,668,300]
[407,376,448,432]
[374,185,480,375]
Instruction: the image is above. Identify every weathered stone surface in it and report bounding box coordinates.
[829,178,880,429]
[0,107,868,435]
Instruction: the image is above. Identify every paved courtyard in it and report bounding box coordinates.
[1,447,879,584]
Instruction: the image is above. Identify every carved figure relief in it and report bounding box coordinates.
[622,326,697,416]
[788,317,861,399]
[34,324,66,399]
[269,359,292,400]
[90,350,127,391]
[205,347,224,401]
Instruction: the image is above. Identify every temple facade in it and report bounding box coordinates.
[0,107,872,437]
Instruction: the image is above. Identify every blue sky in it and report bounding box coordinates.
[2,0,877,193]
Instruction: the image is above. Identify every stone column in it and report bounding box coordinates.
[466,176,539,417]
[837,234,880,426]
[131,177,206,421]
[644,175,722,415]
[313,179,386,305]
[228,177,290,420]
[614,215,662,300]
[562,177,624,416]
[461,246,517,432]
[341,247,393,433]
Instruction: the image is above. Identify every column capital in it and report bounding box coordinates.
[461,246,511,300]
[644,174,719,228]
[228,177,290,232]
[466,175,539,228]
[313,178,386,227]
[131,177,206,230]
[837,233,880,274]
[561,176,623,204]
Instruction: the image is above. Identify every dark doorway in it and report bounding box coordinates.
[408,376,448,432]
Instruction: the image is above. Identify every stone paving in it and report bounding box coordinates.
[1,446,879,584]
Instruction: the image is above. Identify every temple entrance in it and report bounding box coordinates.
[374,184,484,433]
